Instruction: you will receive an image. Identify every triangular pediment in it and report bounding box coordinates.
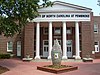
[38,1,92,12]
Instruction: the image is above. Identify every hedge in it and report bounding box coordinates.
[0,54,10,59]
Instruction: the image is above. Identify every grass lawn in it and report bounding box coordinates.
[0,66,9,74]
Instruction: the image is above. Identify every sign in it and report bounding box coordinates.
[33,13,91,22]
[39,13,89,18]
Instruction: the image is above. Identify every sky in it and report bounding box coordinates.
[49,0,100,16]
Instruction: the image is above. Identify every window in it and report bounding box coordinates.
[67,28,71,34]
[67,40,72,45]
[94,41,99,52]
[7,41,13,52]
[43,27,48,34]
[94,24,98,33]
[44,40,48,45]
[54,27,61,34]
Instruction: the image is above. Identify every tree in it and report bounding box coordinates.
[97,0,100,6]
[0,0,53,37]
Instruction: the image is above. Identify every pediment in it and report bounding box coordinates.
[38,1,92,12]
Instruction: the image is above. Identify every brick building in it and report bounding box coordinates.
[0,1,100,59]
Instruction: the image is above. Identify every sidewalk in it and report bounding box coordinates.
[0,58,100,75]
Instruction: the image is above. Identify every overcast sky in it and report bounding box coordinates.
[49,0,100,16]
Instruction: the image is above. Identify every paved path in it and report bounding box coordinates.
[0,59,100,75]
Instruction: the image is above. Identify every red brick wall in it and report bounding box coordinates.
[23,23,34,58]
[0,34,20,55]
[1,15,100,59]
[81,12,94,58]
[0,36,8,54]
[94,16,100,58]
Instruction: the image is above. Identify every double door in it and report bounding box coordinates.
[43,40,61,57]
[43,40,72,58]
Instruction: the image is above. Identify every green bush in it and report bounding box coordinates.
[0,54,10,59]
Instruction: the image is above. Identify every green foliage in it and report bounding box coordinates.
[0,0,52,37]
[0,54,10,59]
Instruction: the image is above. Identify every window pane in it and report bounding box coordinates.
[44,27,48,34]
[7,41,13,52]
[94,24,98,33]
[54,27,61,34]
[67,28,71,34]
[44,41,48,45]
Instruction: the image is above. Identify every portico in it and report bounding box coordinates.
[34,21,81,59]
[33,1,91,59]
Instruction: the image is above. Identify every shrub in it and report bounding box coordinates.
[0,54,10,59]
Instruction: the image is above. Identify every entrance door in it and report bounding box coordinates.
[67,40,72,57]
[17,41,21,56]
[43,40,49,57]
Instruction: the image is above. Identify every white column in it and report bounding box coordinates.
[48,22,52,59]
[75,22,81,59]
[62,22,67,59]
[35,22,40,59]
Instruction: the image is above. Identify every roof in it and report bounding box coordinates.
[53,1,92,10]
[38,1,92,13]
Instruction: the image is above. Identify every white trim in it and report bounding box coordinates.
[53,1,92,10]
[35,22,40,59]
[48,22,52,59]
[38,1,92,13]
[75,22,81,59]
[62,21,67,59]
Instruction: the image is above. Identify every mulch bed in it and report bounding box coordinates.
[0,66,9,74]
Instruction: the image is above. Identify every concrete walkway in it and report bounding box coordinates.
[0,58,100,75]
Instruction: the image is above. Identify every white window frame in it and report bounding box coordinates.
[94,24,98,33]
[94,41,99,52]
[7,41,13,52]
